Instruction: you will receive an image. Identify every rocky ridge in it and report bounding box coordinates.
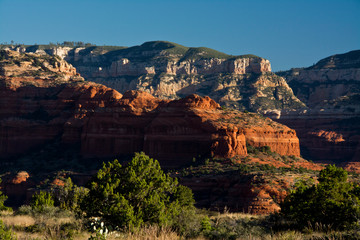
[276,50,360,164]
[278,50,360,108]
[0,50,300,166]
[2,41,305,113]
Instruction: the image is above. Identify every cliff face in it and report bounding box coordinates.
[278,50,360,108]
[176,153,322,214]
[0,50,121,158]
[276,50,360,163]
[92,54,271,76]
[0,50,309,213]
[0,50,300,167]
[2,41,305,113]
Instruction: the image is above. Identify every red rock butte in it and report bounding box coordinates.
[0,50,300,167]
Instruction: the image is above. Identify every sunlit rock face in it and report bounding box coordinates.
[0,50,300,167]
[3,41,305,113]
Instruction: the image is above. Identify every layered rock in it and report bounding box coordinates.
[278,50,360,108]
[176,154,322,214]
[94,55,271,76]
[0,50,300,168]
[2,41,305,113]
[79,93,300,167]
[0,50,121,158]
[0,171,33,207]
[276,50,360,162]
[179,174,284,214]
[0,50,309,212]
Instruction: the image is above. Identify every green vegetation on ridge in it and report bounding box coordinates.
[0,40,263,62]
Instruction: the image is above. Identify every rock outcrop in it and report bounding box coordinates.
[176,154,322,214]
[0,50,314,213]
[278,50,360,108]
[0,50,300,167]
[179,174,285,214]
[276,50,360,162]
[1,41,305,113]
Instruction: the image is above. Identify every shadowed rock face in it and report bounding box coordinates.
[0,50,300,167]
[276,50,360,163]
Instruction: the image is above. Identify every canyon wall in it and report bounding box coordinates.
[0,50,300,167]
[276,50,360,163]
[2,41,305,113]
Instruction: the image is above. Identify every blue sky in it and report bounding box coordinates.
[0,0,359,71]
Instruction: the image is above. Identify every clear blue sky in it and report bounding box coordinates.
[0,0,359,71]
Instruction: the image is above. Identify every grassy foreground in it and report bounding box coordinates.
[1,209,359,240]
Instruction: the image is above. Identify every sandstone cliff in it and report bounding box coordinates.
[2,41,305,113]
[278,50,360,108]
[276,50,360,163]
[176,153,322,214]
[0,50,318,213]
[0,50,300,167]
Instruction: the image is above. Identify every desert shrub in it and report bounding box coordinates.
[30,191,54,212]
[202,215,268,240]
[0,178,11,212]
[17,203,73,219]
[52,177,88,212]
[280,165,360,230]
[16,191,73,218]
[259,145,272,154]
[81,152,196,231]
[0,220,17,240]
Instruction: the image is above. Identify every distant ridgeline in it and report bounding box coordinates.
[0,41,305,113]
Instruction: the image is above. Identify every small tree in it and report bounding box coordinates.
[52,177,88,212]
[0,178,11,211]
[81,152,195,230]
[280,165,360,230]
[0,220,17,240]
[30,191,54,212]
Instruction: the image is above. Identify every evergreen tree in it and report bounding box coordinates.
[81,152,195,230]
[0,178,10,211]
[281,165,360,230]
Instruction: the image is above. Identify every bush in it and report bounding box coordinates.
[52,177,88,212]
[81,152,195,230]
[0,178,11,212]
[0,220,17,240]
[280,165,360,230]
[30,191,54,212]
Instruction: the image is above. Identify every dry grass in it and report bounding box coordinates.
[265,231,304,240]
[0,210,351,240]
[115,225,181,240]
[1,215,35,227]
[213,211,266,220]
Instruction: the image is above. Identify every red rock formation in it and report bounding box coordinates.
[179,173,290,214]
[276,114,360,162]
[276,50,360,163]
[1,171,34,208]
[80,93,300,167]
[0,50,300,168]
[176,154,322,214]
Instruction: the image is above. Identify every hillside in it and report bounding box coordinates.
[276,50,360,164]
[277,50,360,108]
[1,41,305,113]
[0,49,312,213]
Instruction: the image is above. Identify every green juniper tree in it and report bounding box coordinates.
[0,178,10,211]
[281,165,360,230]
[81,152,195,230]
